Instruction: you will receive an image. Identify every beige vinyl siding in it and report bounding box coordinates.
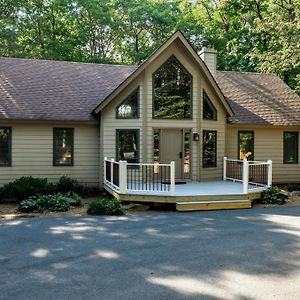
[101,75,143,160]
[0,122,100,186]
[100,76,143,186]
[100,40,229,183]
[226,125,300,183]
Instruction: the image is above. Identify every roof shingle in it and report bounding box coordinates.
[0,58,137,121]
[215,71,300,125]
[0,58,299,125]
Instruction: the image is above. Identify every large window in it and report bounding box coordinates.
[284,132,298,164]
[203,130,217,168]
[0,127,11,167]
[116,129,139,163]
[153,55,192,119]
[53,128,74,166]
[116,88,139,119]
[238,131,254,160]
[203,90,217,120]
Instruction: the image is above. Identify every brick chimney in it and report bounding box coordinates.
[198,40,217,77]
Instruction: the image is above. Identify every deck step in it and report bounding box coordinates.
[176,199,251,211]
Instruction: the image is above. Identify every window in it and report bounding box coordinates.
[238,131,254,160]
[203,130,217,168]
[153,55,192,119]
[116,129,139,163]
[284,132,298,164]
[0,127,11,167]
[203,90,217,120]
[53,128,74,166]
[116,88,139,119]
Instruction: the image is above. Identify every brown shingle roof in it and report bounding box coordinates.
[1,58,299,125]
[0,57,137,121]
[215,71,300,125]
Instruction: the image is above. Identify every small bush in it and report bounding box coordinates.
[0,176,55,202]
[55,176,83,195]
[287,183,300,192]
[18,194,70,213]
[87,198,124,215]
[64,191,81,206]
[261,186,288,205]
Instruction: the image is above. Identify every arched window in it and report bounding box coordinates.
[153,56,192,119]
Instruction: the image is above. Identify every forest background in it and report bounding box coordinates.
[0,0,299,93]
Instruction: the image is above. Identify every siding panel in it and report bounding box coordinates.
[226,125,300,183]
[0,123,100,186]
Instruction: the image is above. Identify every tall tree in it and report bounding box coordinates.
[251,0,300,90]
[0,0,299,93]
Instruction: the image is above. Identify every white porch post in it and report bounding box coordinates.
[243,159,249,194]
[111,158,114,186]
[223,157,227,181]
[170,161,176,196]
[104,157,107,183]
[267,160,272,187]
[119,160,127,194]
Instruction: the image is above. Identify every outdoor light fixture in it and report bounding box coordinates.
[193,133,200,141]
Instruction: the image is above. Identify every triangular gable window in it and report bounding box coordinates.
[203,90,217,120]
[116,87,139,119]
[153,55,192,119]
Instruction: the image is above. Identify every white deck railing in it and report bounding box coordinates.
[223,157,272,194]
[104,158,176,196]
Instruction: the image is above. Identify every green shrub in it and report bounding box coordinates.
[55,176,83,195]
[18,194,70,213]
[64,191,81,206]
[87,198,124,215]
[287,183,300,192]
[0,176,55,202]
[0,175,98,203]
[261,186,288,205]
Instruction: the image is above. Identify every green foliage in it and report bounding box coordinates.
[55,175,82,195]
[0,176,55,202]
[261,186,288,205]
[18,194,70,213]
[87,198,124,215]
[0,175,90,202]
[0,0,299,93]
[64,191,81,206]
[153,56,192,119]
[287,183,300,192]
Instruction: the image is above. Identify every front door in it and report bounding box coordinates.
[160,129,184,179]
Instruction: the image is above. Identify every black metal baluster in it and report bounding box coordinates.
[139,165,141,190]
[134,167,136,190]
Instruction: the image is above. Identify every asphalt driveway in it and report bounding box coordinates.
[1,207,300,300]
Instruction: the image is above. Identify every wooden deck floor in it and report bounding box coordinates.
[127,181,264,197]
[104,180,264,210]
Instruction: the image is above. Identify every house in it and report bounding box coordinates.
[0,31,299,210]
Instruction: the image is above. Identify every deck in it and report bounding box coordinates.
[104,180,264,211]
[126,180,264,196]
[103,157,271,211]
